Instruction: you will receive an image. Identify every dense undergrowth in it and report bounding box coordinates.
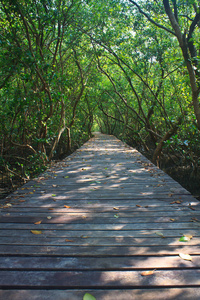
[0,131,90,199]
[115,130,200,200]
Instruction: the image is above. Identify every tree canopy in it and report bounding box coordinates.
[0,0,200,194]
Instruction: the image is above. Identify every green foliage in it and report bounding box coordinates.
[26,153,47,177]
[0,0,199,192]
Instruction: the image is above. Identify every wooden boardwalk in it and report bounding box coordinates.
[0,132,200,299]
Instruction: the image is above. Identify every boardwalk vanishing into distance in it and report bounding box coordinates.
[0,132,200,299]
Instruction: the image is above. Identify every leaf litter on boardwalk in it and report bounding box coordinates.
[155,232,166,238]
[179,253,192,261]
[31,230,42,235]
[141,270,155,276]
[34,220,42,225]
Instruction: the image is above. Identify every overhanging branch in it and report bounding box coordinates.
[128,0,175,35]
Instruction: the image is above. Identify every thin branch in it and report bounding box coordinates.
[5,165,27,181]
[96,56,145,125]
[128,0,176,35]
[180,14,193,22]
[163,66,180,79]
[11,141,37,154]
[99,104,137,134]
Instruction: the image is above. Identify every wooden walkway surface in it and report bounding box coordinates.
[0,132,200,299]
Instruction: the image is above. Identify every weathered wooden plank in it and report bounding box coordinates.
[18,180,179,187]
[0,215,199,224]
[5,192,191,202]
[0,221,199,230]
[5,195,191,203]
[0,245,199,255]
[0,255,199,270]
[4,194,198,204]
[1,210,199,217]
[0,229,198,238]
[9,179,189,189]
[3,205,199,213]
[3,204,198,213]
[0,236,199,246]
[0,270,200,287]
[0,288,199,300]
[7,190,190,198]
[23,180,180,189]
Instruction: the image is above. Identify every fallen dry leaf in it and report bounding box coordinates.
[170,200,182,204]
[184,234,193,239]
[155,232,166,238]
[141,270,155,276]
[113,207,119,210]
[31,230,42,235]
[81,235,89,239]
[170,218,175,222]
[136,205,142,207]
[65,239,74,242]
[34,220,42,225]
[189,206,195,210]
[47,216,52,220]
[64,205,71,208]
[179,253,192,261]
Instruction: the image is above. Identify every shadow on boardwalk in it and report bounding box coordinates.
[0,133,200,299]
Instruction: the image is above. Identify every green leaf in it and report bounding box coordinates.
[179,236,190,242]
[83,293,96,300]
[64,176,69,178]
